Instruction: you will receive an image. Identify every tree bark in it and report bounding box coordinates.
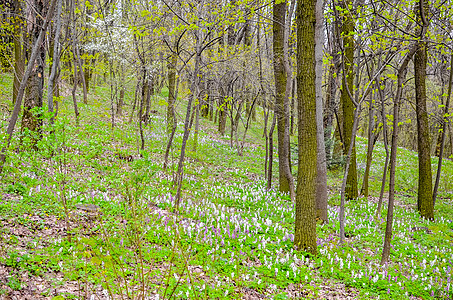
[0,0,57,172]
[164,77,179,171]
[414,0,433,220]
[139,69,146,151]
[273,0,294,197]
[315,0,328,223]
[361,81,376,197]
[433,53,453,207]
[341,0,358,200]
[268,113,277,190]
[376,80,390,218]
[381,47,416,265]
[294,0,317,255]
[12,0,24,106]
[75,41,88,104]
[47,0,62,125]
[174,39,202,208]
[167,44,178,134]
[21,0,52,142]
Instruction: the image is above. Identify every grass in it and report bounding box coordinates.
[0,71,452,299]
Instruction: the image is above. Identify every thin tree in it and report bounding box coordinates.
[381,47,416,264]
[315,0,328,222]
[376,79,390,218]
[340,0,358,200]
[174,33,202,208]
[47,0,62,125]
[433,53,453,207]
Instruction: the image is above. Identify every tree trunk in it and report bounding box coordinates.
[167,46,177,134]
[164,78,179,171]
[267,113,277,190]
[70,0,82,125]
[341,0,358,200]
[315,0,328,223]
[218,88,227,135]
[193,102,200,152]
[376,80,390,218]
[75,42,88,104]
[294,0,317,255]
[264,96,270,181]
[361,88,376,197]
[71,49,80,127]
[0,0,57,171]
[414,0,433,220]
[139,69,146,151]
[324,63,336,165]
[47,0,62,126]
[290,77,296,135]
[174,39,202,208]
[129,75,140,123]
[381,47,416,265]
[433,53,453,207]
[273,0,294,196]
[21,0,50,142]
[12,0,24,106]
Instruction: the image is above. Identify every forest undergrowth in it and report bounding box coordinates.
[0,73,452,299]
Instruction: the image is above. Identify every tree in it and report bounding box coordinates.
[0,0,57,172]
[21,0,50,141]
[433,53,453,207]
[47,0,62,125]
[315,0,328,222]
[273,0,295,198]
[381,47,416,264]
[11,0,24,106]
[294,0,317,255]
[340,0,358,200]
[414,0,434,220]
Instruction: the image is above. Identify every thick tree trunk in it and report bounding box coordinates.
[273,0,293,196]
[414,0,433,220]
[21,0,50,142]
[294,0,317,255]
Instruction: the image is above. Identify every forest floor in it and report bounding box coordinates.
[0,74,452,299]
